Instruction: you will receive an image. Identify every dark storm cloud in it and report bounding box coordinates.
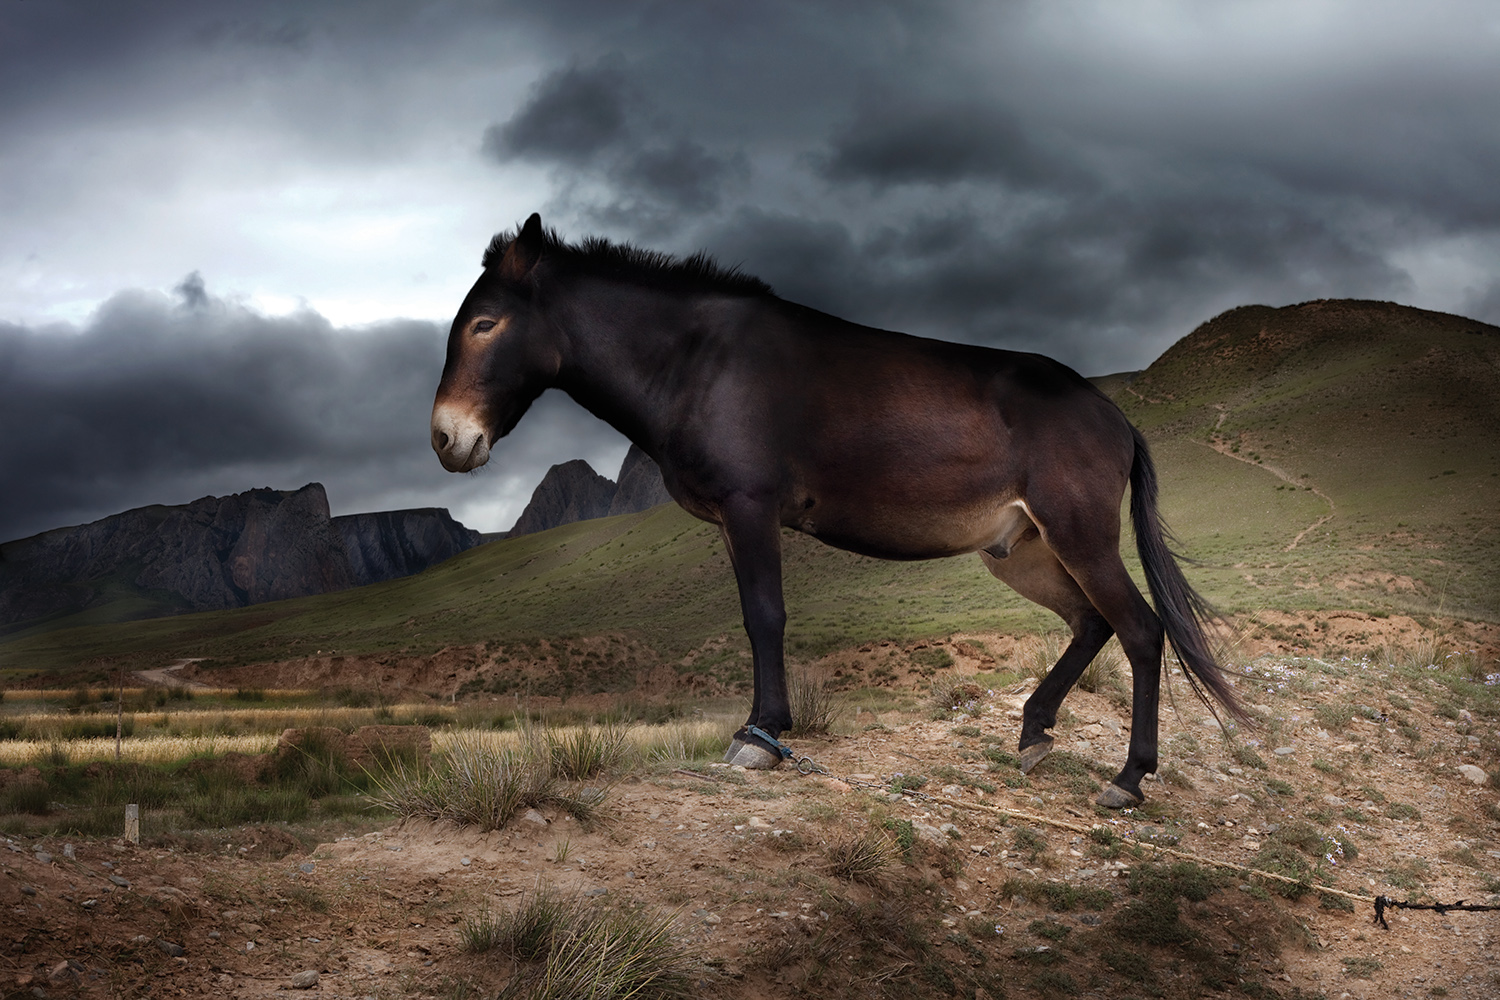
[482,54,748,228]
[0,280,627,542]
[819,100,1087,192]
[483,61,630,164]
[469,1,1500,361]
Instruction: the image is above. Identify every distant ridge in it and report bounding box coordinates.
[507,443,673,537]
[0,484,482,633]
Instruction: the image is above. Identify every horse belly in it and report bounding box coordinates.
[793,490,1024,561]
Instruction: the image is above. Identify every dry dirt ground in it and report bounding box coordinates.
[6,617,1500,999]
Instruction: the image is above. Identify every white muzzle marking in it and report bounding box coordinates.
[431,403,491,472]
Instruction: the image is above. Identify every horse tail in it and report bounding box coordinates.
[1129,425,1248,724]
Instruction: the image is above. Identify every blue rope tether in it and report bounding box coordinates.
[745,725,794,759]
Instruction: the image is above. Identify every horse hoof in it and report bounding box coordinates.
[1017,738,1054,774]
[1095,783,1144,809]
[724,739,783,770]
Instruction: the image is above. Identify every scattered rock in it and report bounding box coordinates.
[108,875,130,887]
[521,809,549,827]
[47,961,79,983]
[1273,747,1295,756]
[34,851,52,865]
[154,939,185,958]
[1457,764,1488,786]
[299,862,316,873]
[1323,794,1347,807]
[912,822,948,846]
[290,970,320,989]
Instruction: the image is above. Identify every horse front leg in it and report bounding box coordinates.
[717,497,792,769]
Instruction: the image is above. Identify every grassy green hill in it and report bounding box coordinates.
[1116,299,1499,621]
[3,299,1496,681]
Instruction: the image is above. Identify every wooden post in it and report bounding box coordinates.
[124,803,139,844]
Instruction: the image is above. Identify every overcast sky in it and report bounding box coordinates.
[3,1,1499,541]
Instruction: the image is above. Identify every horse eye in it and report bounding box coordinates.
[473,319,496,335]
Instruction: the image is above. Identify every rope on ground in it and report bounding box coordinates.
[791,752,1490,928]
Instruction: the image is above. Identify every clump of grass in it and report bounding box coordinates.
[638,718,739,764]
[928,678,985,720]
[825,829,891,885]
[1314,703,1357,731]
[0,778,51,815]
[544,723,631,780]
[787,666,841,736]
[472,888,695,1000]
[368,733,599,831]
[1019,634,1065,681]
[1028,918,1071,942]
[882,818,917,863]
[1000,877,1112,912]
[1159,763,1195,789]
[1078,638,1126,694]
[909,646,955,677]
[1230,744,1268,770]
[889,773,928,794]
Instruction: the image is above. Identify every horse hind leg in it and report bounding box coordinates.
[979,537,1114,775]
[1041,538,1167,808]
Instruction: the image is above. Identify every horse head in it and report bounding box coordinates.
[430,212,556,472]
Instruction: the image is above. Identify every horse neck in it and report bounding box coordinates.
[549,277,707,448]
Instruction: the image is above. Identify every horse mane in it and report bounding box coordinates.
[482,226,773,297]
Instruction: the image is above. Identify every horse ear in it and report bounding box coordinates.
[500,213,544,284]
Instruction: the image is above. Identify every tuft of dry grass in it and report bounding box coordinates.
[787,666,842,737]
[1019,633,1066,681]
[367,732,600,831]
[467,886,696,1000]
[542,721,632,780]
[928,677,986,720]
[825,828,891,886]
[1077,637,1126,694]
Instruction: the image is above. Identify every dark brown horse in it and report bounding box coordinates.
[431,213,1244,808]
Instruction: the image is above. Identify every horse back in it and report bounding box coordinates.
[660,299,1135,558]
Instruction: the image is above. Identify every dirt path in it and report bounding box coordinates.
[133,657,213,690]
[1203,404,1336,551]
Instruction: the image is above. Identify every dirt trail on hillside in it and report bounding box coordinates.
[1205,404,1336,551]
[134,657,213,690]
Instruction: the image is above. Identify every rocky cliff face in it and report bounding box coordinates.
[0,484,483,631]
[508,444,673,537]
[609,444,675,516]
[336,508,483,586]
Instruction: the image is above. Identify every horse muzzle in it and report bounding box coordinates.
[431,404,492,472]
